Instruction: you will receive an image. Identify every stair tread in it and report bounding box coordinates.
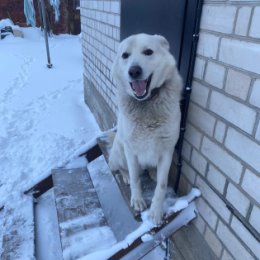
[52,167,108,255]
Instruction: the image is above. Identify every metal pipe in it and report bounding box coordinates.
[40,0,53,68]
[174,0,203,193]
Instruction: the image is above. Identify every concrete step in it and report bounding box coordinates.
[52,167,108,259]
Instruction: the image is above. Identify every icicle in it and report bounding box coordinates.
[24,0,36,27]
[49,0,60,22]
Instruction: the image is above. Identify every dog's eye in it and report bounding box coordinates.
[122,52,130,59]
[143,49,154,56]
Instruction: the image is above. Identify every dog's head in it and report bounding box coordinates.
[112,34,177,101]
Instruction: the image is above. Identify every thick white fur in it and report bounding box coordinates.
[109,34,182,224]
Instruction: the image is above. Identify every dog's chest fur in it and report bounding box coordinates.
[118,87,180,167]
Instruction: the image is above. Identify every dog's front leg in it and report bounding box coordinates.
[124,145,147,211]
[150,152,173,224]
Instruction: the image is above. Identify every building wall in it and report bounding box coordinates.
[81,0,260,259]
[0,0,25,25]
[80,0,120,129]
[181,1,260,260]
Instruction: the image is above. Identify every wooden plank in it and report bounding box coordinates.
[80,144,102,163]
[52,167,108,254]
[25,174,53,199]
[1,194,35,260]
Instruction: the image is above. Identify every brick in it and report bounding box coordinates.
[210,91,256,134]
[201,5,236,34]
[249,79,260,108]
[197,198,218,229]
[193,57,205,80]
[225,128,260,171]
[242,169,260,202]
[179,175,192,195]
[188,103,216,136]
[219,38,260,74]
[256,122,260,142]
[184,123,203,149]
[231,216,260,258]
[191,81,209,107]
[225,69,251,100]
[235,7,251,36]
[182,140,192,161]
[191,149,207,176]
[197,33,219,59]
[193,214,206,235]
[103,1,110,12]
[249,7,260,38]
[182,161,196,184]
[196,175,231,223]
[249,206,260,233]
[204,226,223,257]
[205,62,225,89]
[214,120,226,143]
[207,164,226,194]
[226,183,250,217]
[222,250,234,260]
[201,137,243,183]
[110,1,120,14]
[115,15,120,27]
[217,221,254,260]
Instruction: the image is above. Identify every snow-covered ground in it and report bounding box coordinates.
[0,23,101,257]
[0,25,100,208]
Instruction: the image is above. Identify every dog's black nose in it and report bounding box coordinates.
[128,65,142,79]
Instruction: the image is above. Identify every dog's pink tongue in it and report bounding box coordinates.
[132,80,147,96]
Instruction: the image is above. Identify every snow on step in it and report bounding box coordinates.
[52,167,116,260]
[1,194,35,260]
[87,156,140,241]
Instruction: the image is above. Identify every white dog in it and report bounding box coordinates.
[109,34,182,224]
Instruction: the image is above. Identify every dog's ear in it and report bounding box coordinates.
[154,35,170,51]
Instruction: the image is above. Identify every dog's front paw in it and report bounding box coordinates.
[131,195,147,211]
[149,205,164,225]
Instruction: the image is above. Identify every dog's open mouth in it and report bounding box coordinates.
[130,74,153,99]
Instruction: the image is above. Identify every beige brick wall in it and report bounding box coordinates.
[80,0,120,115]
[182,1,260,259]
[81,0,260,259]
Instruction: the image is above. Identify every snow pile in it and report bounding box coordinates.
[0,18,14,29]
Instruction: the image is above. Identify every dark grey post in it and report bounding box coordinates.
[40,0,53,68]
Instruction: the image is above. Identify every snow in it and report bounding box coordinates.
[167,188,201,214]
[35,189,63,260]
[0,26,100,210]
[0,24,100,257]
[79,189,199,260]
[63,227,116,260]
[0,18,15,29]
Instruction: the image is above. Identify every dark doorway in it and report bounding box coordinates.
[121,0,203,191]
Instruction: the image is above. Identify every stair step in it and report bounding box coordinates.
[52,167,108,258]
[1,194,35,260]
